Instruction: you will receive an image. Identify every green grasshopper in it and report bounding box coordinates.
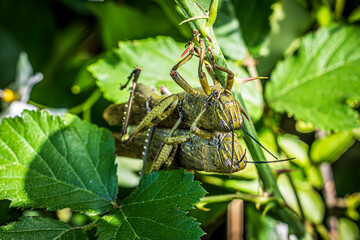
[105,75,246,173]
[113,128,247,173]
[120,31,263,147]
[105,70,293,174]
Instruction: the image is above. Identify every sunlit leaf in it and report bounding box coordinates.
[89,36,259,114]
[246,206,281,240]
[230,61,264,121]
[310,131,354,164]
[277,174,324,224]
[266,25,360,131]
[213,0,246,60]
[97,170,206,240]
[0,110,117,214]
[0,217,87,240]
[88,36,200,104]
[338,218,360,240]
[278,134,310,167]
[306,165,323,189]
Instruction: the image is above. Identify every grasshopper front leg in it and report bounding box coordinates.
[171,30,212,97]
[150,114,184,172]
[121,94,179,144]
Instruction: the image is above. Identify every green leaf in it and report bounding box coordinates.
[88,36,200,104]
[116,157,142,188]
[229,61,264,121]
[189,201,228,227]
[306,165,323,189]
[213,0,246,60]
[0,217,87,240]
[246,205,280,240]
[257,0,312,74]
[0,110,117,214]
[97,170,206,240]
[277,134,310,167]
[88,2,180,49]
[310,131,355,164]
[349,5,360,23]
[266,25,360,131]
[278,174,324,224]
[231,0,276,55]
[338,218,360,240]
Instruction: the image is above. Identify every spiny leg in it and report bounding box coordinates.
[208,47,235,91]
[190,107,213,139]
[141,98,157,176]
[194,37,211,95]
[170,48,200,97]
[150,114,183,172]
[121,67,142,136]
[204,59,220,85]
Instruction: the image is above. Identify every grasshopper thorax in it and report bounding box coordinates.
[207,88,243,132]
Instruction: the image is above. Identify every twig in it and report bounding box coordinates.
[227,200,244,240]
[317,130,338,240]
[321,163,338,240]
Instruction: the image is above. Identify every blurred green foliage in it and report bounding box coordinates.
[0,0,360,239]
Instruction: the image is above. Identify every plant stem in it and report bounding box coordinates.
[69,89,101,114]
[198,192,274,206]
[335,0,345,19]
[287,173,305,220]
[78,221,97,232]
[175,1,305,237]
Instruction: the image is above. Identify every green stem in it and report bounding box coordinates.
[287,173,305,220]
[78,221,97,232]
[28,100,52,109]
[175,1,305,238]
[335,0,345,19]
[205,0,219,29]
[69,89,101,114]
[198,193,275,206]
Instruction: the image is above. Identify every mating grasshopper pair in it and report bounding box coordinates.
[117,31,252,173]
[106,31,293,174]
[105,81,247,173]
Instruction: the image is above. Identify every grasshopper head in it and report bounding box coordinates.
[213,89,243,132]
[219,133,246,173]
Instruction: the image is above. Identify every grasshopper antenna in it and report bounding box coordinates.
[122,67,142,136]
[240,125,279,160]
[246,158,295,163]
[238,149,295,164]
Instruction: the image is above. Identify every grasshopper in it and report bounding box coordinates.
[105,70,293,174]
[120,31,261,146]
[113,128,246,173]
[105,69,247,173]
